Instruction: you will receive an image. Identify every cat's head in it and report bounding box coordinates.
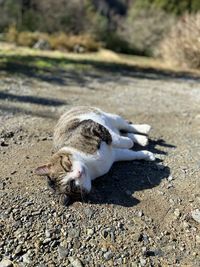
[35,151,91,204]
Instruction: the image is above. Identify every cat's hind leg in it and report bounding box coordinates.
[110,131,133,149]
[123,133,148,146]
[114,148,155,162]
[105,113,151,135]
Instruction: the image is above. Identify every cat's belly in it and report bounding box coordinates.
[84,142,115,180]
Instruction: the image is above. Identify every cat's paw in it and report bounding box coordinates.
[127,138,134,148]
[143,151,155,161]
[140,124,151,135]
[135,135,148,146]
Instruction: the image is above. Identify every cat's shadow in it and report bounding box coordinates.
[84,139,174,207]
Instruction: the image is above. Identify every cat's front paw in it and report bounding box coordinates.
[135,135,148,146]
[140,124,151,135]
[143,151,155,161]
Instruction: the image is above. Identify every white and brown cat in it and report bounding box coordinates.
[35,106,155,204]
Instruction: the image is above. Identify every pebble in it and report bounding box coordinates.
[0,258,13,267]
[0,183,5,190]
[191,209,200,223]
[58,246,69,259]
[103,251,113,261]
[167,175,174,182]
[45,230,51,238]
[68,257,83,267]
[87,228,94,236]
[174,209,181,218]
[139,257,146,266]
[83,207,94,219]
[43,238,51,244]
[138,210,143,217]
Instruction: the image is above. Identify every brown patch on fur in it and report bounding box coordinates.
[54,119,112,154]
[53,106,101,150]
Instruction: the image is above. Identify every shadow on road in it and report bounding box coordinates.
[1,54,200,88]
[0,91,67,119]
[85,139,175,207]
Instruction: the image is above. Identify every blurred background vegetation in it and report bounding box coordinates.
[1,0,200,69]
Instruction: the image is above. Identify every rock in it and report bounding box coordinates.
[43,238,51,244]
[33,39,50,50]
[45,230,51,238]
[0,182,5,190]
[68,228,80,238]
[58,246,68,259]
[14,244,22,255]
[73,44,85,53]
[87,228,94,236]
[166,183,173,189]
[174,209,181,219]
[138,210,143,217]
[191,209,200,223]
[22,252,31,264]
[83,207,94,219]
[103,251,113,261]
[0,258,13,267]
[139,257,146,266]
[68,257,83,267]
[167,175,173,181]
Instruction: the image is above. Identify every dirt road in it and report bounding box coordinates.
[0,53,200,266]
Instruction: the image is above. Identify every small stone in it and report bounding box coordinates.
[167,175,173,181]
[0,258,13,267]
[166,183,173,189]
[87,228,94,236]
[140,257,146,266]
[103,251,113,261]
[174,209,181,218]
[68,257,83,267]
[14,244,22,255]
[45,230,51,238]
[0,183,5,190]
[191,209,200,223]
[22,253,30,264]
[138,210,143,217]
[83,207,94,219]
[196,235,200,244]
[58,246,68,259]
[43,238,51,244]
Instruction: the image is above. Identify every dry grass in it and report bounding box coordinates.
[5,25,100,52]
[49,33,100,52]
[159,13,200,69]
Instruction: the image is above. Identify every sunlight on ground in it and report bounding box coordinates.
[0,42,200,77]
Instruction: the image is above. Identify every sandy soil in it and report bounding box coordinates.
[0,54,200,267]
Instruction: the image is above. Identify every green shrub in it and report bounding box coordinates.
[118,6,175,56]
[158,13,200,68]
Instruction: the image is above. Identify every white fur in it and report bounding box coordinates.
[60,110,155,193]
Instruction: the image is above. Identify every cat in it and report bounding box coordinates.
[35,106,155,204]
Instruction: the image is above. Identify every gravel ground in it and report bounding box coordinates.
[0,61,200,267]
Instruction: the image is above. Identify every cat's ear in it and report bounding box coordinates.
[35,164,51,176]
[60,154,72,171]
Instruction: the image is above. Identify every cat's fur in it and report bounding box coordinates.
[35,106,155,203]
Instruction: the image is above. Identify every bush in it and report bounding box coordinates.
[5,26,100,52]
[158,13,200,68]
[118,7,175,56]
[49,33,100,52]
